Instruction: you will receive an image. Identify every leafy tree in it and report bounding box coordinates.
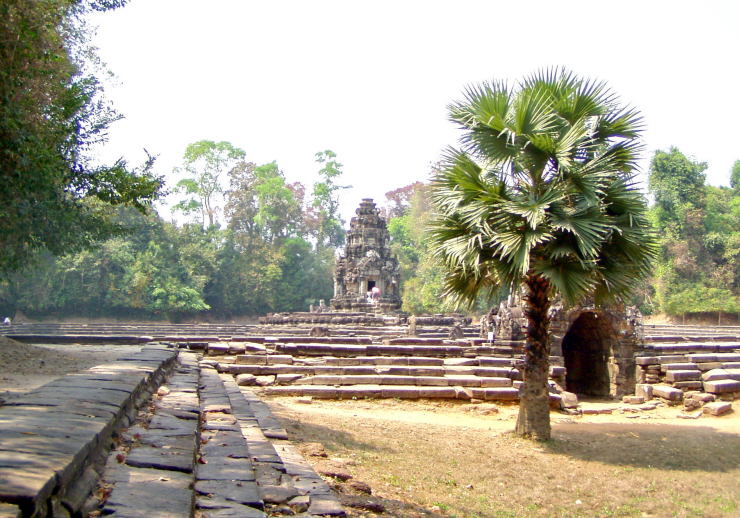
[174,140,246,227]
[731,160,740,193]
[0,0,163,274]
[430,70,656,440]
[648,149,739,320]
[309,150,350,248]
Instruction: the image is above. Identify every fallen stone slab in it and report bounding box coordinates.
[702,401,733,416]
[651,385,683,401]
[0,503,20,518]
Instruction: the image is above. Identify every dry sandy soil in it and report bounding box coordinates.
[265,397,740,518]
[0,336,143,400]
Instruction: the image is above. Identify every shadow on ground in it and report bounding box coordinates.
[549,421,740,471]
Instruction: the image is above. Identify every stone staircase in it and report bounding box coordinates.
[210,341,570,405]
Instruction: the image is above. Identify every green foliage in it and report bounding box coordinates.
[648,149,739,318]
[430,69,656,308]
[0,0,163,274]
[173,140,246,227]
[310,150,350,248]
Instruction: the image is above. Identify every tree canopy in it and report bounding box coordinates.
[0,0,163,274]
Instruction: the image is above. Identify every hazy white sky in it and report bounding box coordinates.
[91,0,739,222]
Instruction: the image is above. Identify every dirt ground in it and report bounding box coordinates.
[0,336,143,401]
[265,397,740,518]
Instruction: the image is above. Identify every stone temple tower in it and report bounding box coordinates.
[331,199,402,313]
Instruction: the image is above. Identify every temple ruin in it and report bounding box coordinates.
[331,198,401,313]
[496,297,643,398]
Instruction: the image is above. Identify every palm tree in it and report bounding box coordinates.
[429,69,657,441]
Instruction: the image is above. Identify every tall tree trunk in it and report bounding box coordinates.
[515,274,552,441]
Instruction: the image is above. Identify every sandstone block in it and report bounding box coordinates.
[652,385,683,401]
[559,391,579,409]
[622,395,644,405]
[702,368,740,382]
[703,401,732,416]
[703,379,740,394]
[235,374,257,386]
[635,384,653,400]
[661,363,698,372]
[673,381,703,390]
[665,370,701,382]
[635,356,659,366]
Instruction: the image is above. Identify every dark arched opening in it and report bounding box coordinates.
[562,312,612,396]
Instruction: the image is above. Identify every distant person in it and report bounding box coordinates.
[371,286,380,303]
[3,317,10,326]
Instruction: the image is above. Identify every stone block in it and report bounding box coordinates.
[481,387,519,401]
[559,391,579,409]
[412,376,448,386]
[622,395,644,405]
[635,356,659,365]
[652,385,683,401]
[381,386,420,399]
[702,401,732,416]
[673,381,703,390]
[703,379,740,394]
[661,363,698,372]
[236,355,267,365]
[702,368,740,382]
[697,362,724,371]
[419,386,457,398]
[687,354,717,363]
[635,384,653,400]
[479,377,512,388]
[265,355,294,365]
[235,374,257,386]
[549,366,566,377]
[665,370,701,382]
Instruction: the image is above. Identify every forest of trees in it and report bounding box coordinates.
[1,143,737,323]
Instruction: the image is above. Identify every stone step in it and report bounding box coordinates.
[275,343,466,357]
[298,374,513,387]
[703,379,740,394]
[263,384,521,401]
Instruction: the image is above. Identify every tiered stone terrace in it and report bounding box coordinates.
[1,320,739,517]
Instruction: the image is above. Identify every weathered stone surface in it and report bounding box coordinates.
[103,466,193,518]
[194,480,262,507]
[703,379,740,394]
[702,368,740,382]
[196,457,256,481]
[622,395,644,405]
[196,495,266,518]
[665,370,701,382]
[308,494,347,516]
[702,401,732,416]
[125,445,194,473]
[236,374,258,386]
[652,385,683,401]
[635,384,653,400]
[259,484,300,504]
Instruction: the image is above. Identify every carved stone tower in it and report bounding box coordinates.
[331,199,402,313]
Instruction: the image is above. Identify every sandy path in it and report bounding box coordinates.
[0,336,144,400]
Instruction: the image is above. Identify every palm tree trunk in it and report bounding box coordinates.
[515,274,552,441]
